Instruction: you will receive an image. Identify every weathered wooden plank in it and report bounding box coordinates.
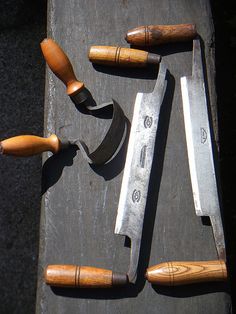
[36,0,231,313]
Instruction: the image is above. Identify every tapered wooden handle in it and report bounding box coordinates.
[146,260,227,286]
[0,135,66,156]
[40,38,84,96]
[125,24,197,46]
[45,265,128,288]
[88,46,161,67]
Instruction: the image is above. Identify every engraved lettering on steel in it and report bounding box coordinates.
[140,145,147,168]
[144,116,153,128]
[200,127,207,144]
[132,189,141,203]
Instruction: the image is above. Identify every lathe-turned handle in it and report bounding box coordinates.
[125,24,197,46]
[45,265,128,288]
[146,260,227,286]
[88,46,161,67]
[40,38,84,96]
[0,135,66,156]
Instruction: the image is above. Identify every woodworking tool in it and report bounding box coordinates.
[40,38,127,165]
[146,39,227,286]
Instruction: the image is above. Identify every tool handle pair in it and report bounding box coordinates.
[0,135,67,157]
[41,24,196,81]
[88,24,196,66]
[45,260,227,288]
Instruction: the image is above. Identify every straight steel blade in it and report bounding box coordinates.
[181,39,226,260]
[115,62,167,283]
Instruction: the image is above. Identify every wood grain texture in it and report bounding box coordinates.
[88,46,161,67]
[36,0,230,313]
[45,265,128,288]
[0,135,63,156]
[125,24,197,46]
[146,260,227,285]
[40,38,84,96]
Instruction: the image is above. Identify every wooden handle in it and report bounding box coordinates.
[146,260,227,286]
[88,46,161,67]
[125,24,197,46]
[0,135,65,156]
[40,38,84,96]
[45,265,128,288]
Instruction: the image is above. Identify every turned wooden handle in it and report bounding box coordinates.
[125,24,197,46]
[40,38,84,96]
[88,46,161,67]
[146,260,227,286]
[45,265,128,288]
[0,135,66,156]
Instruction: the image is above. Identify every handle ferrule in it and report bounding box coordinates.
[146,260,227,286]
[45,265,128,288]
[40,38,84,96]
[88,46,161,67]
[125,24,197,46]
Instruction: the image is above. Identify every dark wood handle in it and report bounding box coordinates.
[146,260,227,286]
[0,135,65,156]
[125,24,197,46]
[45,265,128,288]
[40,38,84,96]
[88,46,161,67]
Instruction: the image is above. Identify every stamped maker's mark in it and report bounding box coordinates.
[144,116,153,128]
[132,189,141,203]
[200,128,207,144]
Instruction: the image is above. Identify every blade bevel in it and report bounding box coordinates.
[115,62,167,282]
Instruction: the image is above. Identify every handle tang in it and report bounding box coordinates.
[125,24,197,46]
[40,38,84,96]
[88,46,161,67]
[146,260,227,286]
[0,135,68,157]
[45,265,128,288]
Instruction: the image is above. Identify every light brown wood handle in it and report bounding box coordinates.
[40,38,84,96]
[146,260,227,286]
[45,265,128,288]
[88,46,161,67]
[0,135,66,156]
[125,24,197,46]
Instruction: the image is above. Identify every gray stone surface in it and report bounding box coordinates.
[0,1,46,313]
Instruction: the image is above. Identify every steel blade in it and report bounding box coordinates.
[115,62,167,282]
[181,39,225,260]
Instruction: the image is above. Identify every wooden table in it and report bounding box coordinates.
[36,0,231,313]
